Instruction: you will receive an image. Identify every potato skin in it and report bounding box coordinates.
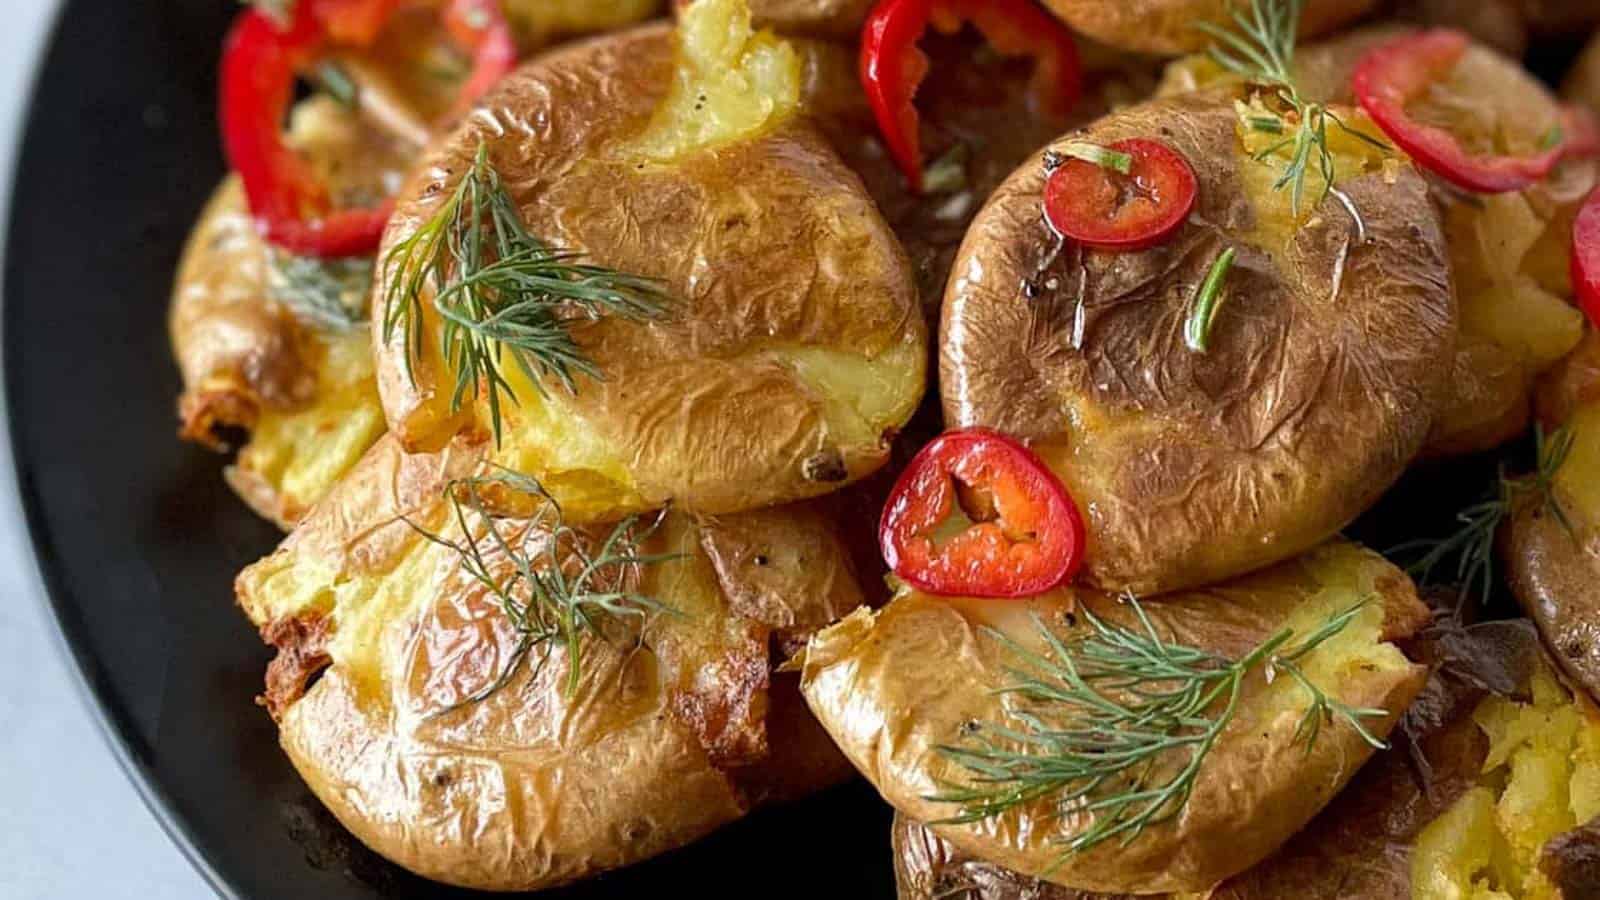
[887,612,1546,900]
[237,433,862,891]
[373,25,925,521]
[170,99,406,528]
[1506,334,1600,707]
[1039,0,1378,55]
[801,542,1430,894]
[941,89,1455,595]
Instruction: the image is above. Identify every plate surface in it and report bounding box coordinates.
[1,3,893,897]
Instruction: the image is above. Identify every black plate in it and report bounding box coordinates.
[1,3,896,897]
[2,3,1559,899]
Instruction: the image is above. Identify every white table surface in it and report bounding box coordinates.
[0,1,213,897]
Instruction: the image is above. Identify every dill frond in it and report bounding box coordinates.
[929,593,1384,858]
[1393,423,1577,605]
[381,143,670,445]
[265,249,371,332]
[1196,0,1390,216]
[407,468,680,707]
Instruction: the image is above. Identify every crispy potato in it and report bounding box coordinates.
[885,612,1600,900]
[372,11,925,524]
[940,88,1454,595]
[1163,27,1596,457]
[235,433,864,891]
[1506,334,1600,708]
[169,98,405,528]
[800,542,1431,894]
[1038,0,1377,56]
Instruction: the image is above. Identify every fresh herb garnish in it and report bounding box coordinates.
[1184,246,1236,353]
[381,143,670,446]
[1539,123,1566,152]
[929,594,1385,858]
[266,249,371,332]
[1058,141,1134,175]
[1395,423,1577,605]
[407,468,680,705]
[312,61,359,110]
[923,143,972,195]
[1197,0,1389,215]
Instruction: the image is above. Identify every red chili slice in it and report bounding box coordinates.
[1574,187,1600,331]
[860,0,1081,193]
[1042,139,1197,252]
[880,428,1085,598]
[219,0,516,258]
[1352,29,1600,194]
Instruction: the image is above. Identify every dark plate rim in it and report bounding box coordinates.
[0,3,235,897]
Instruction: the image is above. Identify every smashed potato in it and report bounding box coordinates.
[373,11,925,523]
[940,88,1454,594]
[800,542,1430,894]
[1413,666,1600,898]
[1164,27,1595,457]
[236,434,865,891]
[169,98,405,528]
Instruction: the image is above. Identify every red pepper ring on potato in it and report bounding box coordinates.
[1043,138,1198,252]
[859,0,1081,193]
[1574,187,1600,331]
[220,0,515,258]
[880,428,1085,598]
[1352,29,1600,194]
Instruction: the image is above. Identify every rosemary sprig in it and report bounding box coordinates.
[406,468,680,705]
[1394,423,1577,605]
[381,143,670,445]
[265,249,370,332]
[1184,247,1236,353]
[929,594,1385,858]
[1196,0,1389,215]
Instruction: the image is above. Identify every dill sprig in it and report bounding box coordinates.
[1196,0,1389,215]
[266,249,370,332]
[407,468,680,705]
[929,595,1386,858]
[1395,423,1577,605]
[381,143,670,445]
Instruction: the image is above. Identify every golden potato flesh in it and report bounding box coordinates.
[941,88,1454,595]
[800,542,1430,894]
[169,98,405,528]
[1412,665,1600,899]
[676,0,874,38]
[373,16,925,524]
[1038,0,1377,56]
[235,433,864,891]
